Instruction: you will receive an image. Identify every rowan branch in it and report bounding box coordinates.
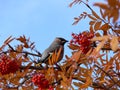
[94,64,120,88]
[7,44,42,57]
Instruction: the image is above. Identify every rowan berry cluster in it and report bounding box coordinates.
[32,73,53,90]
[70,31,94,54]
[0,54,20,75]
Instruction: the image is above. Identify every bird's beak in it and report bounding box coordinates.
[65,40,68,42]
[64,40,68,43]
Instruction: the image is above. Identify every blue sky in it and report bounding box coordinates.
[0,0,100,52]
[0,0,100,54]
[0,0,102,89]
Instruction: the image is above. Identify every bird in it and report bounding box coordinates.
[38,37,68,64]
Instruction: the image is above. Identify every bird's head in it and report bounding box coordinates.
[55,37,68,45]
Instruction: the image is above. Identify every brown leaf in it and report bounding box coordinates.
[89,21,95,25]
[95,32,101,37]
[68,44,80,50]
[112,10,119,23]
[65,55,70,60]
[114,30,120,34]
[100,23,110,31]
[94,21,102,30]
[74,17,79,20]
[71,51,81,62]
[0,36,14,51]
[91,35,109,41]
[72,20,79,25]
[94,3,108,9]
[100,9,105,19]
[108,0,116,7]
[56,46,62,62]
[90,25,94,33]
[80,76,92,88]
[73,82,83,87]
[16,45,23,52]
[104,57,114,72]
[17,35,26,43]
[25,62,32,70]
[92,10,101,20]
[110,36,119,51]
[48,47,62,65]
[96,40,106,52]
[24,42,29,48]
[88,14,97,20]
[4,36,14,45]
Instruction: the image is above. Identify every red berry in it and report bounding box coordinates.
[0,54,20,75]
[70,31,94,54]
[48,85,54,90]
[32,73,50,89]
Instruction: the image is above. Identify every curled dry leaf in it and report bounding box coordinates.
[94,3,108,9]
[92,10,101,20]
[96,40,106,52]
[88,14,97,20]
[91,35,109,41]
[94,21,102,30]
[71,51,81,62]
[100,23,110,31]
[68,44,80,50]
[110,36,119,51]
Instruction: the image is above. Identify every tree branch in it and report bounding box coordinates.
[94,64,120,88]
[7,44,42,57]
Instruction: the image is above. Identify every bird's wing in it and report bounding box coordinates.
[39,49,50,63]
[38,43,60,63]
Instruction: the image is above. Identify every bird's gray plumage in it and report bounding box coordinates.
[38,37,68,64]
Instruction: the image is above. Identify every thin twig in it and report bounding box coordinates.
[95,64,120,87]
[7,44,41,57]
[18,75,31,88]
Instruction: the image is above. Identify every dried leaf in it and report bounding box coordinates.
[94,3,108,9]
[65,55,70,60]
[100,23,110,31]
[73,82,83,87]
[91,35,109,41]
[115,60,119,71]
[80,76,92,88]
[4,36,14,45]
[108,0,116,7]
[25,62,32,70]
[56,47,62,62]
[71,51,81,62]
[72,20,79,25]
[49,47,62,65]
[114,30,120,34]
[103,57,114,73]
[96,40,106,52]
[110,36,119,51]
[30,42,35,48]
[88,14,97,20]
[16,45,23,52]
[89,21,95,25]
[90,25,94,33]
[0,36,14,50]
[100,9,104,19]
[74,17,79,20]
[112,10,119,23]
[96,76,106,84]
[68,44,80,50]
[94,21,102,30]
[95,32,101,37]
[24,42,29,48]
[17,35,26,43]
[92,10,101,20]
